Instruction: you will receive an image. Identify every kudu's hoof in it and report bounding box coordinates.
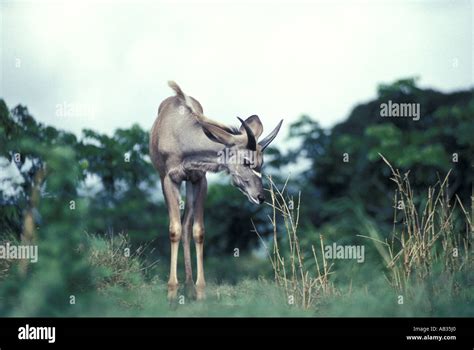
[167,284,179,302]
[185,282,197,300]
[196,285,206,301]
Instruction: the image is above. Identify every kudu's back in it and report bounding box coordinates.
[149,91,204,178]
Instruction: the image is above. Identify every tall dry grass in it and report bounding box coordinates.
[253,176,334,309]
[359,154,472,291]
[256,158,472,308]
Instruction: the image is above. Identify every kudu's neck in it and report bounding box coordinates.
[184,141,228,174]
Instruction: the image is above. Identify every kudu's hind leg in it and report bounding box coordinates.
[162,175,182,301]
[182,181,196,299]
[193,177,207,300]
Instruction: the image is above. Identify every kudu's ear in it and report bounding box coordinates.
[237,117,257,151]
[239,115,263,140]
[200,122,237,146]
[259,119,283,151]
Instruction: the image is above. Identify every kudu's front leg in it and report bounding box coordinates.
[193,177,207,300]
[162,175,182,301]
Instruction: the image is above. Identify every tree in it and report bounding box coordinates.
[278,79,473,237]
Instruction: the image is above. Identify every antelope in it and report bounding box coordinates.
[149,81,283,300]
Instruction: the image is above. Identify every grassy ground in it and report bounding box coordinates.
[75,168,473,318]
[86,233,309,317]
[86,278,474,317]
[1,229,472,317]
[64,231,472,317]
[1,164,472,317]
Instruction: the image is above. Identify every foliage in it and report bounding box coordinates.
[280,79,473,236]
[0,145,96,316]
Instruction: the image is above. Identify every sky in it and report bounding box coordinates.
[1,0,473,142]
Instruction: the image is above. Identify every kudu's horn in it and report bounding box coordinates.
[259,119,283,151]
[237,117,257,151]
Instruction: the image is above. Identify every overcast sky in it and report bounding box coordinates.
[1,0,472,141]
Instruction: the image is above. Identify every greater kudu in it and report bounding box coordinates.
[149,82,282,300]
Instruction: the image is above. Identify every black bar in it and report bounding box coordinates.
[0,317,472,346]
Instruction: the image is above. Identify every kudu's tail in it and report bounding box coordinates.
[168,80,201,116]
[168,81,232,131]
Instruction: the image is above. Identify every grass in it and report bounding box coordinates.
[75,159,472,317]
[2,229,472,316]
[359,155,472,293]
[84,232,311,316]
[64,231,473,316]
[0,159,472,317]
[253,175,335,310]
[87,232,158,291]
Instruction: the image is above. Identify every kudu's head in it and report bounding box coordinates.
[200,115,283,205]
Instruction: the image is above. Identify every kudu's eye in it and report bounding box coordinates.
[243,158,252,167]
